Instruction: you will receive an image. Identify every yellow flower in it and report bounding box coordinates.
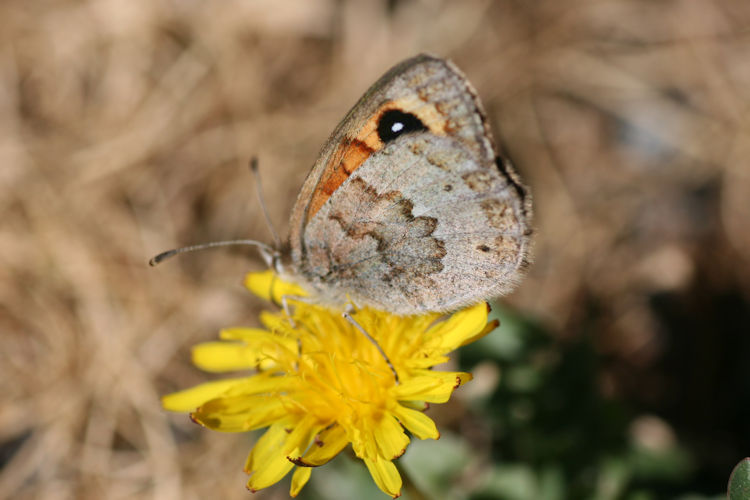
[162,270,496,498]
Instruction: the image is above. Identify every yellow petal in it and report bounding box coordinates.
[247,455,295,493]
[393,372,472,403]
[374,414,410,460]
[290,467,312,497]
[191,342,259,372]
[161,377,254,412]
[245,422,297,491]
[244,270,307,304]
[392,405,438,440]
[218,372,296,397]
[219,327,280,341]
[191,395,287,432]
[245,421,286,471]
[193,332,297,373]
[460,318,499,347]
[349,421,377,461]
[427,302,488,352]
[293,425,349,467]
[364,457,402,498]
[407,354,450,369]
[282,414,319,456]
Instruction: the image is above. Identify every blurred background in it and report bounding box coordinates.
[1,1,749,499]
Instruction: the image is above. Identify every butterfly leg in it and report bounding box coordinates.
[342,310,399,384]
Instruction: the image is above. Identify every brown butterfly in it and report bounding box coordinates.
[152,54,532,315]
[283,54,532,314]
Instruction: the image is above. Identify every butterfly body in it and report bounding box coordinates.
[284,54,531,315]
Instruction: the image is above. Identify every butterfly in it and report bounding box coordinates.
[280,54,532,315]
[152,54,531,315]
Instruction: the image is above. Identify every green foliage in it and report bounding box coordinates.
[728,458,750,500]
[459,303,715,500]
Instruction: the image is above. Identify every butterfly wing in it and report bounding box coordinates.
[288,54,531,314]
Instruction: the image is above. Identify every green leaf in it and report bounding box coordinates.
[728,458,750,500]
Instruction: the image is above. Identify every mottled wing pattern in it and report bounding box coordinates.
[288,54,531,314]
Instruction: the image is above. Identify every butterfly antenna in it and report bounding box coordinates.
[149,239,276,267]
[249,157,282,250]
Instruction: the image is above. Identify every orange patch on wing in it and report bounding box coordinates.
[306,138,376,220]
[305,97,449,222]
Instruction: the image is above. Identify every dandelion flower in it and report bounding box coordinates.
[163,270,496,498]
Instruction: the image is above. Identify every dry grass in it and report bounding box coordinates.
[1,1,749,498]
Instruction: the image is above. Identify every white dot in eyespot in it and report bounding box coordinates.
[391,122,404,133]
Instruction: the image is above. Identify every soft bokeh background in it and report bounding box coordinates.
[2,1,749,499]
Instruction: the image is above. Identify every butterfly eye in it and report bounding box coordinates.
[377,109,427,142]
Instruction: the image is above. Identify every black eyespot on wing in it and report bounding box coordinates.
[377,109,427,142]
